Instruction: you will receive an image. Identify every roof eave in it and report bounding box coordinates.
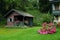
[4,9,34,18]
[49,1,60,3]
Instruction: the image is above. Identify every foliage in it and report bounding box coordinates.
[0,0,39,15]
[42,13,52,23]
[0,0,52,26]
[27,9,52,26]
[39,0,50,13]
[0,18,6,27]
[0,0,51,15]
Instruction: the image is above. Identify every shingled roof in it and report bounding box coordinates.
[5,9,34,17]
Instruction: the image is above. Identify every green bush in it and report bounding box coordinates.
[42,13,52,23]
[0,18,6,27]
[27,10,52,26]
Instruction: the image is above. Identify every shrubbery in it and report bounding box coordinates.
[27,10,52,26]
[0,17,6,27]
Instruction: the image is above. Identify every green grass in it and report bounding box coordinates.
[0,27,60,40]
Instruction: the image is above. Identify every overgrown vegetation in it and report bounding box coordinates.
[0,9,52,26]
[39,0,50,13]
[27,9,52,26]
[0,0,52,26]
[0,0,51,15]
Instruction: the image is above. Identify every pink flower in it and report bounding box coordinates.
[48,22,54,27]
[42,22,47,27]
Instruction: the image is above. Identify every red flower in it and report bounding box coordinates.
[48,22,54,27]
[42,22,47,27]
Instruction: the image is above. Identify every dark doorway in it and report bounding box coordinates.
[14,15,24,21]
[14,15,24,26]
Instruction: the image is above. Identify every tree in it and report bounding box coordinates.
[0,0,7,15]
[39,0,50,13]
[0,0,29,15]
[0,0,40,15]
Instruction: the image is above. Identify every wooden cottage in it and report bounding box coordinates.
[5,9,34,26]
[49,0,60,24]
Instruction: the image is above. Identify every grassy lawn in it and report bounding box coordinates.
[0,27,60,40]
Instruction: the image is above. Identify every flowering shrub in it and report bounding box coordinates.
[42,22,47,28]
[48,22,54,27]
[38,22,56,34]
